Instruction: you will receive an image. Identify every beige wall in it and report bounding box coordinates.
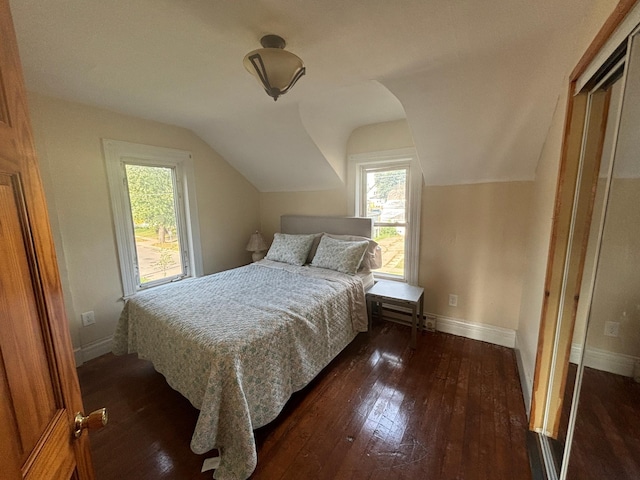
[420,182,532,329]
[28,93,260,354]
[259,189,348,243]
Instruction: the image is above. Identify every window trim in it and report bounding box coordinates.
[103,139,203,297]
[348,147,422,284]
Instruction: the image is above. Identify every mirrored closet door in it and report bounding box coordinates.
[539,23,640,480]
[562,27,640,480]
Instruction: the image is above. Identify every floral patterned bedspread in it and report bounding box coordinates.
[112,260,368,479]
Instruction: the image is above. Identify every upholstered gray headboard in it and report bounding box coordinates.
[280,215,373,238]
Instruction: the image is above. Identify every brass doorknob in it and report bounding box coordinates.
[74,408,108,438]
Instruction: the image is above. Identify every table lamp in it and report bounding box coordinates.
[246,231,268,262]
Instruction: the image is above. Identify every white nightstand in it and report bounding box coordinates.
[366,280,425,348]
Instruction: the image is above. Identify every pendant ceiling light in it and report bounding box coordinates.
[243,34,306,101]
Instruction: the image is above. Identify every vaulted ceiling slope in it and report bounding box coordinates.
[10,0,611,191]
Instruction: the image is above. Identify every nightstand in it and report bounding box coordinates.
[366,280,425,348]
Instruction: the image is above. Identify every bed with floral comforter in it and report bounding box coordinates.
[112,259,368,479]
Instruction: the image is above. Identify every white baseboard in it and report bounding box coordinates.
[74,335,113,366]
[434,314,516,348]
[379,306,516,348]
[570,343,639,377]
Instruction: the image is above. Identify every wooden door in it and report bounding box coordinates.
[0,1,97,479]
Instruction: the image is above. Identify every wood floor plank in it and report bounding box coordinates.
[423,335,464,477]
[78,321,531,480]
[367,331,437,480]
[439,338,471,479]
[459,340,484,480]
[344,351,412,479]
[318,324,414,479]
[492,348,510,477]
[478,344,497,480]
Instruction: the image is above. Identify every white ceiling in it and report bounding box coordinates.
[10,0,610,191]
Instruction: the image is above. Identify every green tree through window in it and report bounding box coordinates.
[125,164,183,284]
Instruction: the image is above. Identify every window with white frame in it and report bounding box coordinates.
[350,148,422,284]
[104,140,203,297]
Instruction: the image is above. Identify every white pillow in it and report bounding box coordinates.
[324,233,382,271]
[265,233,315,266]
[311,235,370,275]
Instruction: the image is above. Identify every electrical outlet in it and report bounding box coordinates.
[81,311,95,327]
[604,321,619,337]
[425,315,437,332]
[448,294,458,307]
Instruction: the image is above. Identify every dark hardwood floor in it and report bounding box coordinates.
[78,321,531,479]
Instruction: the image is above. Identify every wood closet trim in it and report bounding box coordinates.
[529,0,638,432]
[572,0,639,80]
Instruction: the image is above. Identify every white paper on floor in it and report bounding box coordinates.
[201,456,220,473]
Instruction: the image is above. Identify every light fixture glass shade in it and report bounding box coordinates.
[243,35,305,101]
[246,231,267,252]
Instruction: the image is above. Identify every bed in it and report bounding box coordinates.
[111,215,378,479]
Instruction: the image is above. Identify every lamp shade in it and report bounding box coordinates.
[246,231,267,252]
[243,35,305,101]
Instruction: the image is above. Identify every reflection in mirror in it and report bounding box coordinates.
[553,74,622,474]
[564,32,640,479]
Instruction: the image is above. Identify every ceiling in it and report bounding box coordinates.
[10,0,610,191]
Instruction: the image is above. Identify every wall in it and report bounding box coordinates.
[259,189,348,243]
[28,93,260,362]
[420,182,532,331]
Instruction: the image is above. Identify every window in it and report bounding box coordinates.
[362,166,408,277]
[349,148,422,283]
[104,140,203,296]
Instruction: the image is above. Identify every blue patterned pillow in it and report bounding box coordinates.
[311,235,370,275]
[265,233,316,266]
